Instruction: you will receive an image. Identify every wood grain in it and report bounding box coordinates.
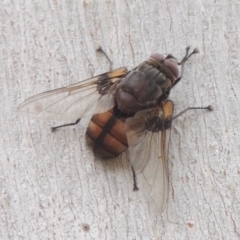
[1,0,239,239]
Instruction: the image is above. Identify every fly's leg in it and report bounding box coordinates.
[172,105,213,120]
[178,46,199,65]
[131,166,139,191]
[96,46,113,70]
[174,46,199,86]
[51,118,81,132]
[51,47,112,132]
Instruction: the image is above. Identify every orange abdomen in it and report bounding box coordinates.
[86,110,128,158]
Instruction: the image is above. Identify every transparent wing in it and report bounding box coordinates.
[18,67,128,121]
[125,104,173,213]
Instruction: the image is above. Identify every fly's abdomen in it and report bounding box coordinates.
[86,110,128,158]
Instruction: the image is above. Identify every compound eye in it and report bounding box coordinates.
[150,53,165,62]
[150,53,179,78]
[164,58,179,78]
[164,54,174,59]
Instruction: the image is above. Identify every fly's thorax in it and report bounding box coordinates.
[115,60,177,114]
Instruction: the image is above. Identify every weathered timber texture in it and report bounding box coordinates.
[1,0,240,239]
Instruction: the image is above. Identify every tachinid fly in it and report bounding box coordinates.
[18,46,212,213]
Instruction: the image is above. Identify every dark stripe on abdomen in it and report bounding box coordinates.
[86,111,128,157]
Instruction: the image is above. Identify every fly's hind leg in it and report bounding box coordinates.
[51,118,81,132]
[131,166,139,191]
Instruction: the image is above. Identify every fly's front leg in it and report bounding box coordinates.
[178,46,199,65]
[174,46,199,86]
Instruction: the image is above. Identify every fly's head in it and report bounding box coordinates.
[115,47,199,114]
[149,53,179,82]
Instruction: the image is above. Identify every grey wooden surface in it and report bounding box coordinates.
[1,0,239,239]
